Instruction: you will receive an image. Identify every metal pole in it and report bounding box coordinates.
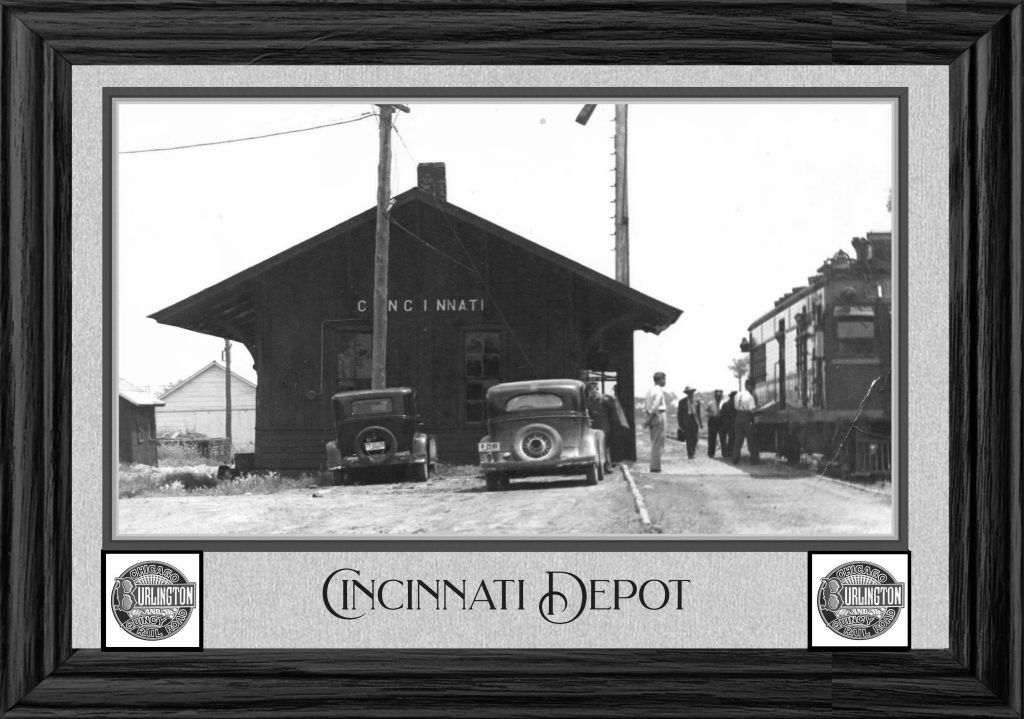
[576,103,629,285]
[371,105,395,390]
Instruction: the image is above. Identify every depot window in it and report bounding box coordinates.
[335,331,372,391]
[465,331,501,423]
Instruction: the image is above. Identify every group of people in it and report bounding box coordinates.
[642,372,760,473]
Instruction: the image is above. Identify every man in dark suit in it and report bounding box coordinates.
[719,390,737,457]
[586,381,623,472]
[676,386,703,459]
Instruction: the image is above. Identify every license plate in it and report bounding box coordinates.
[478,442,500,452]
[364,441,387,452]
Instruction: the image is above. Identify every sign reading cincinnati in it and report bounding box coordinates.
[111,561,197,640]
[817,561,905,640]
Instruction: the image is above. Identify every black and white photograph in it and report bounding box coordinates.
[113,95,899,538]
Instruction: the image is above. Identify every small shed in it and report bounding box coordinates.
[151,163,681,468]
[156,361,257,451]
[118,379,164,466]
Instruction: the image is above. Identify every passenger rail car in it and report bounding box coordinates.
[740,232,892,481]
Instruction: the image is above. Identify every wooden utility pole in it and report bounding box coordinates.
[223,338,232,456]
[613,104,629,286]
[370,104,409,390]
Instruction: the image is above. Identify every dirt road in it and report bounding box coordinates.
[119,428,892,537]
[631,431,893,535]
[631,458,892,535]
[118,467,641,536]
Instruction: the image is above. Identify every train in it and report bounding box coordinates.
[740,232,892,481]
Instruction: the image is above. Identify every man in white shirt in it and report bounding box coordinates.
[731,378,760,464]
[642,371,668,472]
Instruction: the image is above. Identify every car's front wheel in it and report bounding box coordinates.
[585,461,600,485]
[408,462,428,483]
[485,472,509,491]
[427,437,438,472]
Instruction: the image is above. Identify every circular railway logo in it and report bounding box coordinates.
[817,560,905,640]
[110,561,197,641]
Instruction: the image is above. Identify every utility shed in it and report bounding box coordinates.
[156,361,257,451]
[150,164,681,469]
[118,379,164,466]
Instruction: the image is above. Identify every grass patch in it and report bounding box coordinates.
[118,464,167,498]
[119,464,332,498]
[166,471,219,491]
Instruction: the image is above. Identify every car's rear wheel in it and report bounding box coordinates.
[585,462,600,485]
[512,423,562,462]
[485,472,508,491]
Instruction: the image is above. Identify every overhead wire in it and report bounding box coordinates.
[392,121,417,165]
[378,114,536,371]
[119,111,378,155]
[389,218,479,275]
[423,192,537,372]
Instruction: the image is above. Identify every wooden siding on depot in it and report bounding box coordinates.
[255,428,334,470]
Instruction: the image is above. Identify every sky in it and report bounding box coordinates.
[116,99,894,397]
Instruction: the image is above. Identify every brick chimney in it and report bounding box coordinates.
[417,162,446,201]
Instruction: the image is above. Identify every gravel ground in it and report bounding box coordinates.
[117,464,645,537]
[118,425,893,538]
[632,425,893,535]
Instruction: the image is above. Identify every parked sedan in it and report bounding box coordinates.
[477,379,606,491]
[326,387,437,484]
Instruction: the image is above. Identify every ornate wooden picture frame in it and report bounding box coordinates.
[2,2,1020,715]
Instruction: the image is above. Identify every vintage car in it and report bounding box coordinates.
[325,387,437,484]
[477,379,606,491]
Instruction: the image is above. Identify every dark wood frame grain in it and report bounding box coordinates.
[1,2,1021,716]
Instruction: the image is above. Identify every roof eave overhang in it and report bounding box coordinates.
[149,189,683,341]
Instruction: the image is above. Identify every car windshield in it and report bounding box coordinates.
[505,393,565,411]
[350,398,393,415]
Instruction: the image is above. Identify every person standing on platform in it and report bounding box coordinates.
[642,372,668,473]
[720,390,737,456]
[585,381,616,473]
[732,379,760,465]
[676,386,703,459]
[706,389,724,458]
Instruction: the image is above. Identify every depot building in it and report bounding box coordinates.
[151,164,681,469]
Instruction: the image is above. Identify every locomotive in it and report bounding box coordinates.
[739,232,892,481]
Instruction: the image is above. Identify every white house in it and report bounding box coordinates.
[156,361,257,451]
